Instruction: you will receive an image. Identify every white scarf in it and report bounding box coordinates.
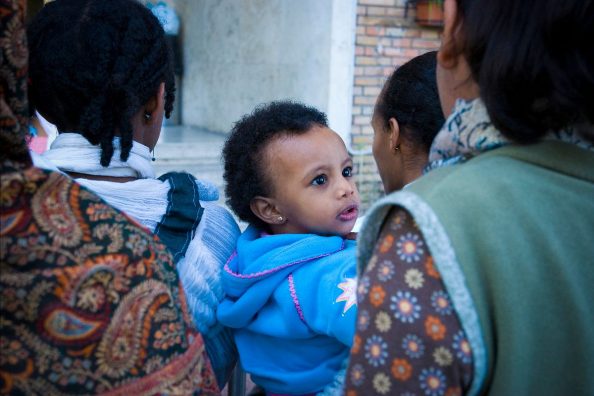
[42,133,155,178]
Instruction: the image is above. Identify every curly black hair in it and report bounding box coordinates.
[27,0,175,166]
[374,51,444,153]
[223,101,328,229]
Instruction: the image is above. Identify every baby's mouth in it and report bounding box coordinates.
[338,204,359,222]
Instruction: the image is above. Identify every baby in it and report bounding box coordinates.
[217,101,360,395]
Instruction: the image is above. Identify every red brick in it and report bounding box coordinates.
[364,86,382,96]
[383,47,404,56]
[412,39,440,49]
[354,76,381,86]
[363,106,375,115]
[367,6,387,16]
[352,135,372,145]
[383,66,395,76]
[386,7,406,17]
[353,96,377,105]
[365,47,377,56]
[355,56,378,66]
[354,115,372,125]
[357,35,378,46]
[403,29,422,38]
[421,29,441,39]
[361,124,374,134]
[358,16,387,26]
[363,66,383,76]
[377,57,393,66]
[385,27,405,37]
[392,38,412,47]
[355,46,365,56]
[366,26,385,35]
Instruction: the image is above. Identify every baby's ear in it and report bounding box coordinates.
[250,196,282,225]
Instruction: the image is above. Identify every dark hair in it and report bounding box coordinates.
[27,0,175,166]
[375,51,444,153]
[223,101,328,229]
[456,0,594,143]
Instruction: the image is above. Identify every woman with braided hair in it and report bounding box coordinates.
[28,0,240,388]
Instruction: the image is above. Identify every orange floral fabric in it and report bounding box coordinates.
[346,208,473,395]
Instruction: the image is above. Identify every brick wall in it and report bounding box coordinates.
[351,0,442,211]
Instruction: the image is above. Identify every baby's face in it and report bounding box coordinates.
[264,125,360,236]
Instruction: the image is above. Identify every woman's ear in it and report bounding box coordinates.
[143,82,165,124]
[250,196,283,225]
[437,0,462,69]
[388,117,401,153]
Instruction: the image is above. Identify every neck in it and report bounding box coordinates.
[65,170,138,183]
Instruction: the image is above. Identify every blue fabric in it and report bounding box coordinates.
[156,172,240,388]
[217,226,358,394]
[156,172,204,261]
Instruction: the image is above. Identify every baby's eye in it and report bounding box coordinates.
[311,174,327,186]
[342,166,354,177]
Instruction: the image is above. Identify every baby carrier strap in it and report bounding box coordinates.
[155,171,204,262]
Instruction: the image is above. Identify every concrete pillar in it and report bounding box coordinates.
[173,0,357,141]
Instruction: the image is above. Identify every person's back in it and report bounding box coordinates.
[217,101,360,394]
[26,0,240,386]
[1,162,221,395]
[348,0,594,394]
[1,3,217,392]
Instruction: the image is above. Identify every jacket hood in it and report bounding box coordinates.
[218,225,346,328]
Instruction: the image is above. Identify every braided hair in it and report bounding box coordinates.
[27,0,175,166]
[374,51,444,154]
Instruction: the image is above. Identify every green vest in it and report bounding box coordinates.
[358,141,594,395]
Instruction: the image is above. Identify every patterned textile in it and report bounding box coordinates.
[425,98,594,172]
[346,208,472,396]
[0,0,30,165]
[0,164,219,395]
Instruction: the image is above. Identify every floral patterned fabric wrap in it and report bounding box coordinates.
[346,208,472,396]
[0,165,219,395]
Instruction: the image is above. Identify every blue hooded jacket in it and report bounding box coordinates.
[217,225,358,394]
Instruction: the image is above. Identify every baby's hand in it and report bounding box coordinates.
[344,232,357,240]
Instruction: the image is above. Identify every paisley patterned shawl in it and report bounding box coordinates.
[0,165,220,395]
[0,0,30,167]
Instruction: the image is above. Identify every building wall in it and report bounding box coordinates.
[351,0,442,210]
[174,0,356,138]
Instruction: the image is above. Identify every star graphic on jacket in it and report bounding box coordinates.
[336,277,357,314]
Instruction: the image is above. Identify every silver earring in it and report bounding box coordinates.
[277,216,284,223]
[144,112,151,121]
[394,145,400,152]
